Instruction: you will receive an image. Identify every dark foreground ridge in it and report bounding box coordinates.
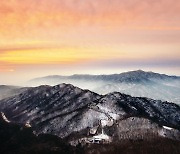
[0,115,180,154]
[0,114,76,154]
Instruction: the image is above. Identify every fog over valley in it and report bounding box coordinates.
[27,70,180,104]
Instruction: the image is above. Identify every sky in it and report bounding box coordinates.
[0,0,180,84]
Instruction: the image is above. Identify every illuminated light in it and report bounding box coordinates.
[0,68,15,72]
[0,0,179,76]
[0,45,129,65]
[9,69,15,72]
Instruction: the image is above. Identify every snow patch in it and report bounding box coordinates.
[89,126,98,135]
[131,106,137,110]
[1,112,10,123]
[163,126,173,130]
[101,119,113,127]
[93,133,110,140]
[91,129,111,143]
[25,121,31,128]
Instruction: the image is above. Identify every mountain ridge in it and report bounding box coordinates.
[27,70,180,104]
[29,70,180,82]
[0,83,179,144]
[1,112,180,154]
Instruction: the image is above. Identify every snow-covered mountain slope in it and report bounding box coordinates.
[0,83,179,143]
[28,70,180,104]
[0,112,180,154]
[0,84,100,137]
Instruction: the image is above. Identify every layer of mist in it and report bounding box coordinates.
[28,70,180,104]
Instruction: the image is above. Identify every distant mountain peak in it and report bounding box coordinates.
[29,70,180,82]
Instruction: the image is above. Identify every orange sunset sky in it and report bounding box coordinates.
[0,0,180,84]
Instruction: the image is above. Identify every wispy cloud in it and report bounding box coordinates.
[0,0,180,36]
[0,0,179,76]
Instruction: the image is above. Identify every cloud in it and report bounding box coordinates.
[0,0,180,36]
[0,0,179,70]
[0,46,52,53]
[87,57,180,68]
[0,61,15,72]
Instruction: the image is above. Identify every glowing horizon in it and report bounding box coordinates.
[0,0,180,84]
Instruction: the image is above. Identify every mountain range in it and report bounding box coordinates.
[0,84,179,144]
[0,70,180,153]
[28,70,180,104]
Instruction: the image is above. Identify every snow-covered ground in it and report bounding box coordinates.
[1,112,10,123]
[163,126,173,130]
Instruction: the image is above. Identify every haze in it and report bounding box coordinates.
[0,0,180,85]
